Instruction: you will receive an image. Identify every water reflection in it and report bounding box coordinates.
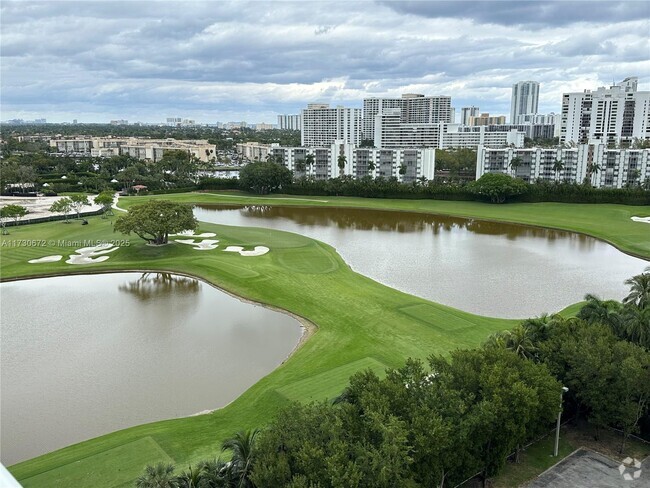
[194,204,647,318]
[118,272,201,300]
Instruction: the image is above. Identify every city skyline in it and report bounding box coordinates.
[1,1,649,123]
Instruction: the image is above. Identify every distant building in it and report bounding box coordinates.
[50,136,216,162]
[301,104,362,146]
[110,119,128,125]
[236,142,274,161]
[277,114,302,130]
[510,81,540,124]
[460,106,480,125]
[468,113,506,126]
[254,123,275,131]
[363,93,452,141]
[270,142,436,183]
[560,77,650,147]
[476,143,649,188]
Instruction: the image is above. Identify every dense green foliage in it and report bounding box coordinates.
[114,200,197,244]
[238,161,292,194]
[468,173,529,203]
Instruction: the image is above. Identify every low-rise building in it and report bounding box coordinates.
[236,142,274,161]
[270,142,435,183]
[476,144,649,188]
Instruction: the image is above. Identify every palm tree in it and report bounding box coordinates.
[305,153,315,176]
[337,154,347,176]
[367,160,376,175]
[622,306,650,348]
[623,267,650,309]
[197,458,234,487]
[176,465,201,488]
[504,323,537,359]
[508,156,523,177]
[222,429,260,488]
[587,162,602,186]
[578,293,624,335]
[627,168,642,187]
[294,159,306,174]
[136,462,178,488]
[552,159,564,182]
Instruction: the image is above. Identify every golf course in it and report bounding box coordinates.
[2,192,649,487]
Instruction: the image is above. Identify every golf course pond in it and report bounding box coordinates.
[194,204,649,318]
[0,272,303,465]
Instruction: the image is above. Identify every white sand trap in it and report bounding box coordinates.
[66,255,111,265]
[28,255,63,264]
[175,238,219,250]
[224,245,270,256]
[171,230,217,238]
[66,244,120,265]
[631,216,650,224]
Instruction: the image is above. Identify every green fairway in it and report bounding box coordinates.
[2,193,647,487]
[118,191,650,259]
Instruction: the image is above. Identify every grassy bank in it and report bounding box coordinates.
[2,194,647,487]
[119,191,650,259]
[2,213,516,487]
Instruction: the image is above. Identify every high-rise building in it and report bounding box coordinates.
[560,77,650,146]
[362,93,452,141]
[460,106,480,125]
[300,104,362,146]
[510,81,540,124]
[468,113,506,126]
[277,114,302,130]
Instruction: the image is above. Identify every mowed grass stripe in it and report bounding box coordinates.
[276,358,388,402]
[20,437,173,488]
[399,303,478,331]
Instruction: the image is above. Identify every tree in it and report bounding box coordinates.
[136,462,179,488]
[94,191,115,218]
[305,153,315,174]
[294,159,306,173]
[0,204,28,233]
[468,173,528,203]
[552,159,564,182]
[399,164,407,176]
[239,161,292,194]
[337,154,347,176]
[69,193,90,219]
[49,197,73,223]
[623,267,650,310]
[508,156,523,176]
[222,429,260,488]
[114,200,197,245]
[587,162,602,186]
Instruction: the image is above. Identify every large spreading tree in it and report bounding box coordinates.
[114,200,197,245]
[239,161,292,194]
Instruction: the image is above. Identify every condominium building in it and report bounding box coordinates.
[50,137,216,162]
[468,113,506,126]
[482,123,556,140]
[560,77,650,147]
[277,114,302,130]
[372,114,525,149]
[476,144,649,188]
[362,93,452,141]
[236,142,274,161]
[460,106,480,125]
[270,143,436,183]
[510,81,540,123]
[301,104,362,146]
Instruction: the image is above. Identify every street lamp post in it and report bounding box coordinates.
[554,386,569,456]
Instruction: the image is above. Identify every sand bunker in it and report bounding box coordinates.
[224,245,270,257]
[631,216,650,224]
[171,230,217,238]
[175,239,220,250]
[66,244,119,265]
[28,255,63,264]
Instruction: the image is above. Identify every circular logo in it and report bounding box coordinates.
[618,457,642,481]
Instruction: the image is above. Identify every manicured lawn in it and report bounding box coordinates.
[2,212,515,487]
[119,191,650,259]
[2,193,647,487]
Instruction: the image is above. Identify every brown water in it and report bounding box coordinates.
[0,272,302,465]
[195,204,648,318]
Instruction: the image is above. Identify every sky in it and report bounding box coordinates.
[1,0,649,124]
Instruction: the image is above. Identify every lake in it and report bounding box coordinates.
[195,204,648,318]
[0,272,302,465]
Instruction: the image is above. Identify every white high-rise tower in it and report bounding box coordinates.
[511,81,540,124]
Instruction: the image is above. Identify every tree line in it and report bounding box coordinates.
[135,267,650,487]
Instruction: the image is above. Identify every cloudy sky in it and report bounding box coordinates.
[1,0,649,124]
